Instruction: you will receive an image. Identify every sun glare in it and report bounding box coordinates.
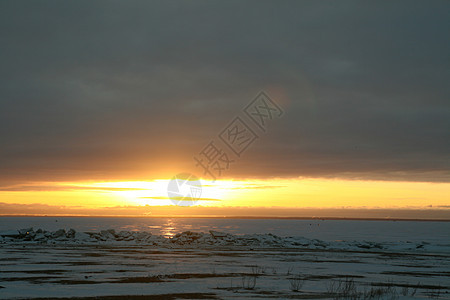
[76,180,237,206]
[1,179,448,212]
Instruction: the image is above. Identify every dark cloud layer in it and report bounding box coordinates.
[1,0,449,184]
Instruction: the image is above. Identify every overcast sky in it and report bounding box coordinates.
[1,0,449,186]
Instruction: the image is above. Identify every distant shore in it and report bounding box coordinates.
[1,214,449,222]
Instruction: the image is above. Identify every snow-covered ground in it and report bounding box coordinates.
[0,228,449,299]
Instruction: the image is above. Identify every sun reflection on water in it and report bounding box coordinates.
[161,219,176,238]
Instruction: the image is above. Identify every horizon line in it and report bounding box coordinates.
[1,214,449,222]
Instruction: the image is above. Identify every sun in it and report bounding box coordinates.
[84,181,169,206]
[79,180,237,206]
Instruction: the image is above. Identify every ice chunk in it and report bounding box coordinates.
[0,230,20,237]
[209,230,229,239]
[18,228,33,236]
[66,228,76,238]
[74,232,91,241]
[52,229,66,238]
[100,229,117,240]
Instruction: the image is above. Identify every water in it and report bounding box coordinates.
[0,216,449,244]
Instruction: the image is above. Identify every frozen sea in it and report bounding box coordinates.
[1,217,449,299]
[0,216,449,244]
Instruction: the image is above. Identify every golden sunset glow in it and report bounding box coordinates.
[1,178,449,216]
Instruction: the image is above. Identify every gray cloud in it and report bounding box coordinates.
[0,0,449,184]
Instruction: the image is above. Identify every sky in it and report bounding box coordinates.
[0,1,449,218]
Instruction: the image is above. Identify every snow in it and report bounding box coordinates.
[1,228,449,254]
[0,227,449,299]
